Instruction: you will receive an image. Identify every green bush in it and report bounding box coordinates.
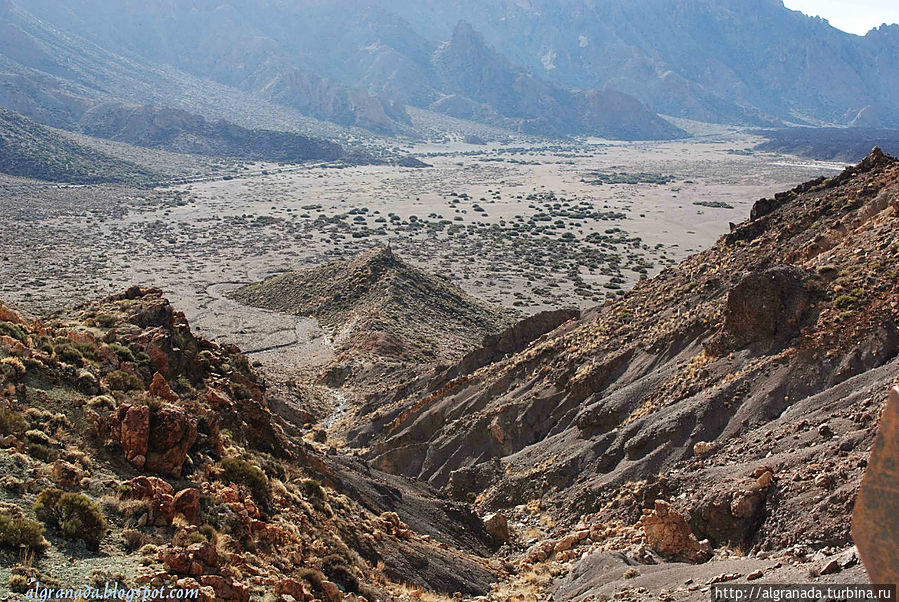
[105,370,144,392]
[0,514,46,551]
[108,343,135,363]
[321,554,360,594]
[231,383,253,401]
[0,407,26,436]
[220,457,270,503]
[834,294,858,310]
[33,488,65,525]
[34,488,106,548]
[0,321,26,342]
[53,343,83,364]
[25,442,58,462]
[96,314,118,328]
[300,478,324,501]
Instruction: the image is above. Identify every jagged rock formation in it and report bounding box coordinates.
[430,22,686,139]
[4,0,686,140]
[365,0,899,128]
[345,149,899,560]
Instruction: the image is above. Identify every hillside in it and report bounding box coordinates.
[755,128,899,162]
[431,22,686,139]
[77,103,344,163]
[0,0,412,137]
[228,247,515,387]
[339,150,899,593]
[0,287,500,600]
[0,107,157,184]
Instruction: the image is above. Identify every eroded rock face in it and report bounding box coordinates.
[113,402,197,475]
[706,265,817,355]
[638,500,706,563]
[686,475,773,548]
[852,386,899,585]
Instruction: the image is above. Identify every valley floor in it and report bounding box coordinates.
[1,132,837,345]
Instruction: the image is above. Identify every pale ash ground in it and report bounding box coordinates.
[1,133,840,357]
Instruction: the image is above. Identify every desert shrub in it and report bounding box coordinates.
[834,294,858,309]
[300,478,324,501]
[231,383,252,401]
[26,442,58,462]
[198,524,218,544]
[96,314,118,328]
[0,514,46,551]
[34,488,65,525]
[0,321,26,342]
[105,370,144,392]
[72,342,98,361]
[296,567,326,590]
[0,407,26,435]
[173,529,207,547]
[107,343,135,363]
[1,356,26,377]
[321,554,360,593]
[121,528,144,552]
[87,395,117,411]
[34,488,106,548]
[8,574,29,593]
[220,457,270,503]
[53,343,83,364]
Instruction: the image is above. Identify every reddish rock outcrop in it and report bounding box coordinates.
[638,500,706,563]
[113,402,197,475]
[149,372,179,402]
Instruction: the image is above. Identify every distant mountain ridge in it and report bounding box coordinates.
[2,0,897,140]
[2,0,688,140]
[0,107,157,184]
[366,0,899,127]
[77,103,344,162]
[430,22,685,139]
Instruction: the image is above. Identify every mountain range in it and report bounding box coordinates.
[1,0,897,144]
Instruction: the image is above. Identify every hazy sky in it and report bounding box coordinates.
[783,0,899,35]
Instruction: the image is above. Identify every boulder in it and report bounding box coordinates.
[638,500,706,563]
[113,402,197,474]
[149,372,179,402]
[123,476,175,525]
[145,405,197,474]
[118,404,150,467]
[483,512,510,544]
[706,265,816,355]
[687,478,771,547]
[276,578,311,602]
[51,459,85,487]
[852,387,899,586]
[173,488,201,523]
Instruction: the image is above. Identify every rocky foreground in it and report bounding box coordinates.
[0,150,897,601]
